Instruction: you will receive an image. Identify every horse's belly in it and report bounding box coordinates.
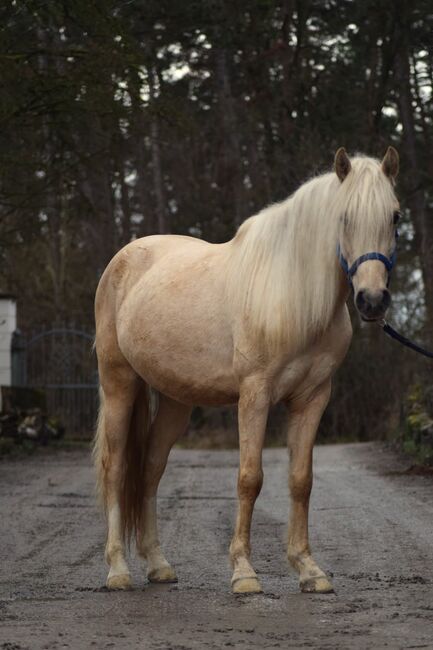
[136,356,238,406]
[123,334,238,406]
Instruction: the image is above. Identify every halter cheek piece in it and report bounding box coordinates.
[337,231,399,288]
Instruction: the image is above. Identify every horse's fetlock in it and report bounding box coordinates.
[138,539,159,558]
[287,545,310,568]
[230,540,250,563]
[105,541,124,564]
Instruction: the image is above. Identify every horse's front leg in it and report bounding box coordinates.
[286,380,333,593]
[230,381,269,594]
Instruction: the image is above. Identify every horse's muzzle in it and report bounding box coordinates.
[355,288,391,321]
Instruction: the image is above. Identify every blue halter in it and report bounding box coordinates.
[337,232,398,288]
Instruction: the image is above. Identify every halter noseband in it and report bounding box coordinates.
[337,232,398,288]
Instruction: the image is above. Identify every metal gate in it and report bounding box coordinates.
[13,327,98,436]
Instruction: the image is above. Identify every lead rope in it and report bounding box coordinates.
[378,319,433,360]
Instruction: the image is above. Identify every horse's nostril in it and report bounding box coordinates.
[382,289,391,310]
[355,290,366,311]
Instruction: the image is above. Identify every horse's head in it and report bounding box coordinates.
[335,147,400,322]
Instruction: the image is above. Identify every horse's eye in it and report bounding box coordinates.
[393,210,401,225]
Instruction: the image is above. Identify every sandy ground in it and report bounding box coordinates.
[0,442,432,650]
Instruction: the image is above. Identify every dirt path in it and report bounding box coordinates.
[0,443,432,650]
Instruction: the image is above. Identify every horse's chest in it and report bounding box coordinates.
[272,352,338,405]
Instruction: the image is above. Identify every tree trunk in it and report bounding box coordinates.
[37,26,65,319]
[393,8,433,339]
[148,68,168,234]
[215,47,243,228]
[120,164,132,245]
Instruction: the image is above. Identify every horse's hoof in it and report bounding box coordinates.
[148,566,178,584]
[106,572,132,590]
[300,576,334,594]
[232,576,263,594]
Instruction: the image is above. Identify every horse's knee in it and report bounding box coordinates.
[238,467,263,500]
[289,468,312,501]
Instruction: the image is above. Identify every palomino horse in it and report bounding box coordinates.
[94,147,400,594]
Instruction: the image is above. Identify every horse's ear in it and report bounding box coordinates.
[381,146,399,181]
[334,147,351,182]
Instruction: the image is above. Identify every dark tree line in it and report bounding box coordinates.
[0,0,432,441]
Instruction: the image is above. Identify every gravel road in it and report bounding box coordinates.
[0,442,432,650]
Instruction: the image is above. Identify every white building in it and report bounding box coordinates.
[0,295,17,408]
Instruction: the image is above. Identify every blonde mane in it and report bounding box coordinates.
[226,156,397,354]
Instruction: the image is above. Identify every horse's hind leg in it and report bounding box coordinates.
[95,363,139,590]
[286,380,333,593]
[137,393,192,583]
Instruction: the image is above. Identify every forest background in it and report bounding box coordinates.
[1,0,432,449]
